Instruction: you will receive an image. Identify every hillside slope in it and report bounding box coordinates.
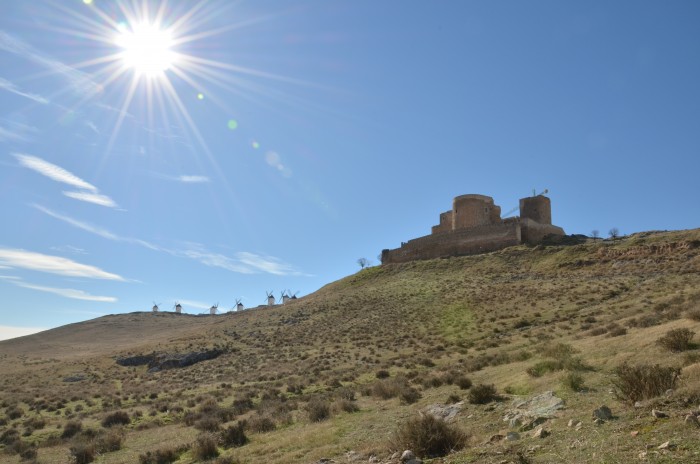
[1,229,700,463]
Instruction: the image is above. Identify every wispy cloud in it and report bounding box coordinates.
[34,205,305,276]
[14,153,97,191]
[0,120,37,143]
[0,247,125,281]
[0,125,25,142]
[13,153,118,208]
[0,325,46,341]
[0,276,116,302]
[50,245,87,255]
[63,191,118,208]
[0,30,101,96]
[0,76,50,104]
[177,175,210,183]
[174,299,211,311]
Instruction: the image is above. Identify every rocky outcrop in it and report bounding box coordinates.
[115,349,223,372]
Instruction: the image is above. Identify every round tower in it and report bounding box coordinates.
[452,194,501,229]
[519,195,552,224]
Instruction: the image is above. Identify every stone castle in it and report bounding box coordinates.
[381,194,565,264]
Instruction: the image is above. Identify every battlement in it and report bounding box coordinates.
[382,194,564,264]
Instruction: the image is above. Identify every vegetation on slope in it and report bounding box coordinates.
[0,229,699,463]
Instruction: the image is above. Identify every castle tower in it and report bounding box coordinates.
[519,195,552,225]
[452,194,501,230]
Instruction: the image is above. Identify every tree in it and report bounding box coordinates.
[608,227,619,241]
[357,258,369,269]
[591,230,600,240]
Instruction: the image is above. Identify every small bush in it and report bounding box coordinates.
[334,399,360,413]
[192,433,219,460]
[220,422,248,448]
[561,372,585,392]
[375,369,390,379]
[391,414,468,458]
[398,385,421,405]
[139,446,184,464]
[97,429,124,452]
[686,309,700,322]
[606,323,627,337]
[61,420,82,439]
[194,416,222,432]
[101,411,130,428]
[468,384,498,404]
[456,376,472,390]
[307,398,331,422]
[70,441,97,464]
[526,360,563,377]
[657,328,695,352]
[613,363,681,404]
[247,415,276,433]
[7,407,23,420]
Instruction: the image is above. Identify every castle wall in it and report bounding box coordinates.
[520,218,565,244]
[431,210,454,234]
[382,222,521,264]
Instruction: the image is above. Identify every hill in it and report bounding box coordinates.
[1,229,700,463]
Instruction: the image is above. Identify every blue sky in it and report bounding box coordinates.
[1,0,699,340]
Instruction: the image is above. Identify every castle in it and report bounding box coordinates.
[381,194,565,264]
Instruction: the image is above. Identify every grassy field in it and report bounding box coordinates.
[1,229,700,463]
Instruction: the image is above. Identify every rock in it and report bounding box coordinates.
[368,457,380,463]
[488,434,505,443]
[391,452,400,460]
[634,401,644,408]
[592,406,613,421]
[317,459,335,464]
[567,419,581,428]
[638,451,647,459]
[651,409,668,418]
[506,431,520,441]
[146,349,223,373]
[115,354,154,366]
[593,418,605,426]
[503,391,564,430]
[345,450,362,462]
[631,431,639,437]
[62,373,88,383]
[531,426,550,439]
[400,450,415,462]
[685,414,700,427]
[423,402,463,422]
[657,441,675,450]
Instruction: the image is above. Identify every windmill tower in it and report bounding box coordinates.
[290,290,299,300]
[281,290,290,305]
[152,302,160,313]
[235,298,244,311]
[174,302,182,314]
[210,303,218,315]
[266,291,275,307]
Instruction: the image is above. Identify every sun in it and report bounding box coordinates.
[115,22,176,78]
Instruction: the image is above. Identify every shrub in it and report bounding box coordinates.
[307,398,331,422]
[101,411,130,428]
[0,428,19,445]
[657,328,695,352]
[468,384,499,404]
[7,407,23,420]
[612,363,681,404]
[526,360,563,378]
[192,433,219,460]
[391,414,468,458]
[561,372,585,392]
[139,446,183,464]
[247,415,276,433]
[70,441,97,464]
[220,422,248,448]
[194,416,222,432]
[97,428,124,452]
[375,369,390,379]
[61,420,82,439]
[606,323,627,337]
[334,399,360,413]
[686,308,700,322]
[456,376,472,390]
[398,385,421,405]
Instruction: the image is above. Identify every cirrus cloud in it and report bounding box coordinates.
[0,247,125,281]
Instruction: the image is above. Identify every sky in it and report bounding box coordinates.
[1,0,699,340]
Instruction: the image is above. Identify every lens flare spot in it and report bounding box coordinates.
[83,0,93,5]
[227,119,238,130]
[251,141,260,149]
[197,93,204,100]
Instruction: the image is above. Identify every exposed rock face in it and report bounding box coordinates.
[115,349,223,372]
[423,401,463,422]
[503,391,564,430]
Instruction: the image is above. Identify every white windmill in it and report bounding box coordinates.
[210,303,219,315]
[280,290,290,305]
[152,302,161,313]
[290,290,299,301]
[235,298,244,312]
[265,291,275,307]
[174,302,182,314]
